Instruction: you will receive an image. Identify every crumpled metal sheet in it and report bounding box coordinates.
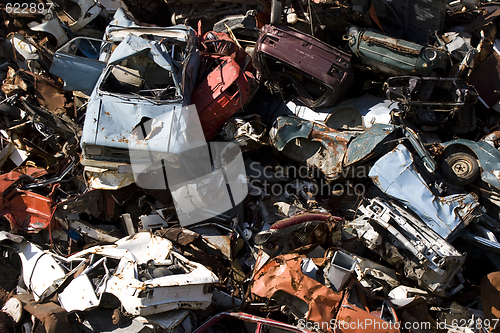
[369,144,482,240]
[1,67,27,97]
[0,166,58,233]
[349,197,466,295]
[61,232,219,316]
[251,253,343,324]
[251,253,401,332]
[222,115,267,152]
[269,115,354,180]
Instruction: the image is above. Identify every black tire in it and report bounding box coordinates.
[442,152,479,185]
[270,0,283,25]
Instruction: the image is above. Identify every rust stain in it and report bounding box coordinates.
[362,34,421,55]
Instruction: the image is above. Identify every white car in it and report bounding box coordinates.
[56,232,219,316]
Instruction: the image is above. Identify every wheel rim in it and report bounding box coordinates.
[452,159,473,177]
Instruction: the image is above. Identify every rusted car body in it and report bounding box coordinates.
[0,167,55,233]
[250,253,400,333]
[253,25,354,108]
[269,115,436,181]
[346,27,448,76]
[193,312,314,333]
[192,32,257,140]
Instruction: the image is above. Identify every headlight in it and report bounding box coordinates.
[348,26,359,37]
[85,145,103,156]
[423,48,438,61]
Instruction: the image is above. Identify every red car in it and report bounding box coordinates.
[192,31,257,140]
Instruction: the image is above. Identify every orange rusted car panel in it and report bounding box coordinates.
[251,253,342,324]
[251,253,401,333]
[0,167,56,233]
[334,282,400,333]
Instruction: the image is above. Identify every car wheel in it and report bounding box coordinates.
[442,152,479,185]
[112,308,123,325]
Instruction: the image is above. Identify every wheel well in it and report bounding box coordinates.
[443,144,478,161]
[100,293,121,309]
[442,144,482,172]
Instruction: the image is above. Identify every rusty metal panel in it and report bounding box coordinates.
[343,123,396,167]
[335,282,400,333]
[251,253,343,324]
[270,116,354,181]
[0,167,55,233]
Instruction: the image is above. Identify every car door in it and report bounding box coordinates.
[50,37,112,95]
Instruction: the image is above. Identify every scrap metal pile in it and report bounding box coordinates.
[0,0,500,332]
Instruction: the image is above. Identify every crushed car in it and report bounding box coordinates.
[79,33,199,188]
[345,27,449,77]
[1,1,500,332]
[269,115,436,182]
[253,24,354,108]
[385,76,479,133]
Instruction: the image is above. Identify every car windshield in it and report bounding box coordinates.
[100,53,180,101]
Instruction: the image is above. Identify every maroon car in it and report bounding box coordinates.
[253,25,353,108]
